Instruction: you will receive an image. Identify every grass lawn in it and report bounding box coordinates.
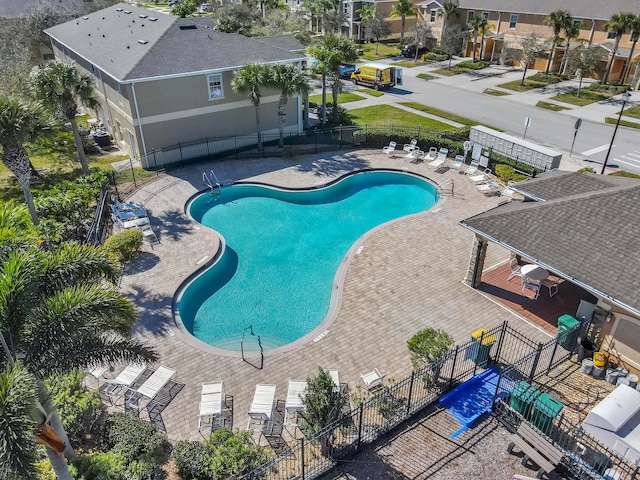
[484,88,511,96]
[348,105,453,130]
[416,73,436,80]
[552,89,610,106]
[536,101,570,112]
[619,104,640,119]
[357,88,384,97]
[391,60,424,68]
[431,68,461,76]
[605,117,640,129]
[308,92,365,104]
[497,79,547,92]
[359,42,401,61]
[398,102,476,127]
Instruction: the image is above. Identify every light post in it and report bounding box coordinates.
[601,91,632,175]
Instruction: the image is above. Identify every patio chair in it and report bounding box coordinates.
[468,168,494,184]
[198,381,224,431]
[85,366,108,389]
[425,147,438,161]
[465,160,480,176]
[476,182,501,196]
[405,148,425,162]
[284,380,307,426]
[382,141,397,155]
[112,196,145,212]
[329,369,341,393]
[403,139,418,152]
[360,368,385,391]
[507,257,523,282]
[111,204,147,221]
[140,225,160,245]
[247,384,277,430]
[103,363,146,404]
[451,155,464,171]
[522,278,541,300]
[436,148,449,161]
[126,365,176,413]
[427,153,447,169]
[541,277,560,298]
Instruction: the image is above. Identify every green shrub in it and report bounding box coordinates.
[103,413,167,465]
[171,441,213,480]
[494,164,530,184]
[44,371,103,445]
[205,428,268,479]
[352,126,470,157]
[423,52,447,62]
[407,328,453,370]
[72,451,127,479]
[577,167,597,174]
[103,229,143,263]
[527,73,564,84]
[456,60,489,70]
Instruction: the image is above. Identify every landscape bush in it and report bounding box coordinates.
[353,126,470,157]
[103,229,143,263]
[494,164,531,184]
[456,60,490,70]
[423,52,447,62]
[103,413,167,466]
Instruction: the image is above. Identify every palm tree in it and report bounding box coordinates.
[621,15,640,85]
[267,64,309,148]
[0,96,53,225]
[560,22,584,74]
[437,1,459,44]
[356,4,376,41]
[601,12,635,85]
[390,0,418,42]
[232,63,270,150]
[544,10,572,74]
[468,16,486,62]
[31,62,99,175]
[0,225,158,478]
[307,34,358,125]
[0,363,39,479]
[478,20,494,60]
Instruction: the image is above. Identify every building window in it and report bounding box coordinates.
[207,74,223,99]
[573,19,582,27]
[430,9,437,22]
[606,31,616,40]
[509,14,518,29]
[467,11,474,22]
[482,11,489,20]
[343,2,348,14]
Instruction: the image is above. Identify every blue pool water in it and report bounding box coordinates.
[178,170,438,351]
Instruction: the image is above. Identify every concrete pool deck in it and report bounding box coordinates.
[119,149,552,442]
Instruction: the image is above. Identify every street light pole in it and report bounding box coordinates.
[601,91,632,175]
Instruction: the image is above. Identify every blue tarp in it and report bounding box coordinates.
[437,366,515,438]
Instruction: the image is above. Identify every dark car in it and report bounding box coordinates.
[401,44,429,58]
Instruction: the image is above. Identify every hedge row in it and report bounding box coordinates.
[353,127,470,157]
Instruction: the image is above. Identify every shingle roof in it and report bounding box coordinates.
[416,0,640,21]
[0,0,86,19]
[44,3,304,82]
[256,35,306,53]
[461,172,640,316]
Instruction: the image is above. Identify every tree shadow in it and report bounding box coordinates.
[124,252,160,275]
[127,284,175,337]
[295,151,369,178]
[151,208,194,242]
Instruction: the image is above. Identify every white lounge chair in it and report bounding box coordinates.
[425,147,438,161]
[403,139,418,152]
[284,380,307,426]
[85,366,108,389]
[247,384,277,430]
[436,148,449,161]
[111,205,147,221]
[468,168,494,184]
[522,278,541,300]
[451,155,464,171]
[405,148,425,162]
[140,225,160,244]
[126,365,176,413]
[360,368,385,391]
[329,369,341,393]
[382,141,397,155]
[507,257,523,282]
[198,381,224,431]
[112,196,145,212]
[103,363,146,404]
[465,160,480,175]
[476,182,501,196]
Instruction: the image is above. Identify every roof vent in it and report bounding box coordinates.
[124,10,132,14]
[138,39,149,45]
[149,17,157,21]
[139,14,148,18]
[116,7,123,11]
[179,24,197,30]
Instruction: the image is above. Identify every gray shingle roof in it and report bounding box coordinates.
[45,3,303,82]
[461,172,640,316]
[0,0,87,19]
[256,35,306,53]
[416,0,640,21]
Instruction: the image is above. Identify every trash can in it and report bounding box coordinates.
[578,339,596,362]
[556,314,581,350]
[510,381,541,419]
[469,328,496,365]
[531,393,563,435]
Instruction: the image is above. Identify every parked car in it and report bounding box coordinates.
[168,0,180,6]
[402,44,429,58]
[199,2,209,12]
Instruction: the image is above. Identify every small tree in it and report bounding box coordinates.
[173,0,197,18]
[440,24,466,69]
[565,46,607,97]
[412,21,434,61]
[505,33,550,85]
[365,10,391,55]
[407,328,453,370]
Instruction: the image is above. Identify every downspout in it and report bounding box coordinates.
[588,19,595,46]
[130,82,148,168]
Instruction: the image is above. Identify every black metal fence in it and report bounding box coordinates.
[243,321,582,480]
[85,172,114,245]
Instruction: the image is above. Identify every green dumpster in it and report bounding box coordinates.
[510,381,541,419]
[556,314,581,350]
[531,393,564,435]
[469,328,496,365]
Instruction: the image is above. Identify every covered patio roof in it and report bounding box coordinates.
[460,171,640,317]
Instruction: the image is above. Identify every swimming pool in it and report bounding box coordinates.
[176,170,438,352]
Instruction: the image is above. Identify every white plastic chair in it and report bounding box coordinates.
[103,363,146,404]
[198,381,224,431]
[360,368,385,391]
[329,369,341,393]
[382,141,397,155]
[465,160,480,175]
[126,366,176,413]
[403,139,418,152]
[507,257,523,282]
[247,384,277,430]
[140,225,160,244]
[436,148,449,161]
[284,380,307,426]
[451,155,464,171]
[425,147,438,160]
[522,278,541,300]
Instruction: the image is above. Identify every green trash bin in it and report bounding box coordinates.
[510,381,541,419]
[469,329,496,365]
[557,314,581,350]
[531,393,564,435]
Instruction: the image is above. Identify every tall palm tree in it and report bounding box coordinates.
[390,0,418,42]
[468,16,486,62]
[31,62,99,175]
[437,1,459,44]
[232,63,270,150]
[0,96,53,225]
[0,227,158,479]
[478,20,494,60]
[0,363,39,479]
[307,34,358,125]
[267,64,309,148]
[544,10,572,74]
[601,12,635,85]
[560,22,584,74]
[356,4,376,41]
[621,15,640,85]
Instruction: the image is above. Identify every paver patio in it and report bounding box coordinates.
[118,149,552,442]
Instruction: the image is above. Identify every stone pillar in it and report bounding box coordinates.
[464,234,488,288]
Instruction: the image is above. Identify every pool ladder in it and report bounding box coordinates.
[438,178,454,196]
[203,170,222,199]
[240,325,264,370]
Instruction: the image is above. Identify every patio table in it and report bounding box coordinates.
[521,264,549,282]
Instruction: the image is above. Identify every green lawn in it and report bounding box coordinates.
[623,105,640,119]
[431,68,461,76]
[416,73,436,80]
[348,105,453,129]
[605,117,640,129]
[359,42,401,61]
[552,89,610,106]
[484,88,511,96]
[536,101,570,112]
[308,92,365,104]
[357,88,384,97]
[497,79,547,92]
[397,102,477,127]
[391,60,424,68]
